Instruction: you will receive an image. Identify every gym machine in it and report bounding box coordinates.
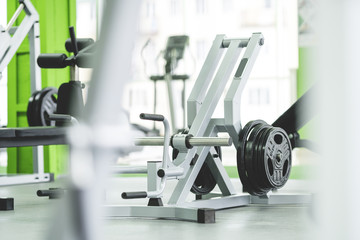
[149,35,190,133]
[0,0,53,186]
[48,1,314,237]
[27,26,93,127]
[30,26,152,137]
[103,33,311,223]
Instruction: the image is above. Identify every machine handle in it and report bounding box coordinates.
[69,26,79,56]
[36,190,52,197]
[65,38,94,53]
[37,54,67,68]
[36,188,64,199]
[140,113,165,122]
[121,191,148,199]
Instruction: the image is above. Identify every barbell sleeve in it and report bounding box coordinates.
[134,137,232,147]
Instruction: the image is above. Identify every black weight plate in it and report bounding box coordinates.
[190,146,222,195]
[172,140,221,195]
[33,88,51,126]
[172,129,221,195]
[27,90,41,126]
[238,121,292,196]
[252,125,273,195]
[255,126,275,193]
[237,120,267,196]
[27,87,58,126]
[245,123,271,196]
[39,88,58,126]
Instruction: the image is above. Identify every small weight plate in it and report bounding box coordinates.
[27,87,58,126]
[190,146,222,195]
[26,91,39,126]
[27,90,41,126]
[39,88,58,126]
[172,130,222,195]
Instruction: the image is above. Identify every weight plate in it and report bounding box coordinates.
[237,120,267,196]
[245,123,271,196]
[172,130,221,195]
[261,127,291,188]
[237,120,292,196]
[251,124,273,195]
[39,88,58,126]
[27,87,58,126]
[190,146,222,195]
[254,126,275,194]
[27,90,41,126]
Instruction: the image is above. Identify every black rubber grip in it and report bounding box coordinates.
[65,38,95,53]
[48,114,72,122]
[68,26,79,56]
[139,113,164,121]
[37,190,51,197]
[150,74,190,81]
[121,191,148,199]
[157,169,165,178]
[37,54,67,68]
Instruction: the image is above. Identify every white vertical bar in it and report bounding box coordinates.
[164,74,177,132]
[28,22,41,92]
[55,1,142,240]
[147,161,162,192]
[187,35,225,127]
[32,146,44,174]
[318,1,360,240]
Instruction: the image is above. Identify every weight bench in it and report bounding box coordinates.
[0,127,68,186]
[0,127,67,148]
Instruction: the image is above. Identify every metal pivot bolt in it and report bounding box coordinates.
[259,38,265,46]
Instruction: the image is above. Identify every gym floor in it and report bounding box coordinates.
[0,177,315,240]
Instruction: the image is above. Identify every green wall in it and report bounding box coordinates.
[7,0,76,175]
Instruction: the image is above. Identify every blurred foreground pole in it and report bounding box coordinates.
[318,1,360,239]
[48,1,141,240]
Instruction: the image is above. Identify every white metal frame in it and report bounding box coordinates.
[0,0,51,186]
[105,33,311,222]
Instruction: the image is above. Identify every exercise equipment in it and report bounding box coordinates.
[37,188,65,199]
[272,84,318,152]
[0,0,53,187]
[27,26,90,127]
[150,35,190,133]
[102,33,311,223]
[0,0,41,90]
[237,120,292,196]
[0,198,14,211]
[27,87,58,126]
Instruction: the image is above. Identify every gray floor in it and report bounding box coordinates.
[0,177,314,240]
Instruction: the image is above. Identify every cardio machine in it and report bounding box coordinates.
[150,35,190,133]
